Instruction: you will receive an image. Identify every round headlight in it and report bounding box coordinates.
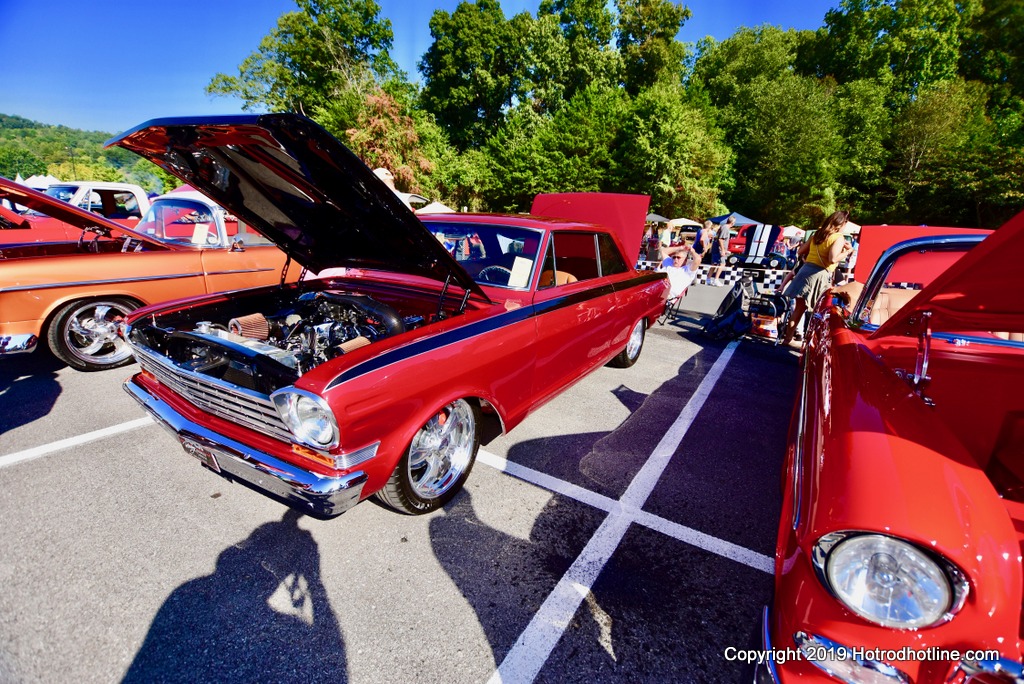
[271,389,339,450]
[823,534,953,629]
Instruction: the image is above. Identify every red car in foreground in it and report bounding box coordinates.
[761,213,1024,683]
[110,113,668,517]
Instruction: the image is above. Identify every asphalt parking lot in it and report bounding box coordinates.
[0,317,798,683]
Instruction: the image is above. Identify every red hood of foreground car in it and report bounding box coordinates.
[873,209,1024,339]
[0,176,163,247]
[106,113,489,303]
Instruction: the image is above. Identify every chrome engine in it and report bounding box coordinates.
[128,290,422,393]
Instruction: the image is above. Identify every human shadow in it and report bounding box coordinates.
[0,352,63,438]
[123,509,347,683]
[430,347,785,681]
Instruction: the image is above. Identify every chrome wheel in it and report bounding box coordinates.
[608,319,646,368]
[49,299,135,370]
[407,399,476,500]
[625,320,644,360]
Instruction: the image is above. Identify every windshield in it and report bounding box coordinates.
[137,198,223,247]
[425,222,543,289]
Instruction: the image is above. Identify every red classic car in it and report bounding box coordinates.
[110,113,668,517]
[761,213,1024,683]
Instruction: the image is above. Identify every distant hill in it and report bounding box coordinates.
[0,113,173,193]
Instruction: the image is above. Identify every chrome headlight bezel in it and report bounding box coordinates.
[812,531,969,630]
[270,388,340,451]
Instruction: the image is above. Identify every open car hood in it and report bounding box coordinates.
[106,114,487,301]
[0,176,160,245]
[874,209,1024,338]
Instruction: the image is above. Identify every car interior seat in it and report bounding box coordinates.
[868,288,919,325]
[538,270,577,287]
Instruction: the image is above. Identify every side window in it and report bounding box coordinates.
[110,191,142,219]
[598,233,627,276]
[540,232,599,287]
[234,221,274,246]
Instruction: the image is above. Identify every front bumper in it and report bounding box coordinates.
[0,333,37,355]
[125,374,367,517]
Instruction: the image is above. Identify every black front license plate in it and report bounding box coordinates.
[179,436,222,473]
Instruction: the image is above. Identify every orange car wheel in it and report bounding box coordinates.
[47,298,138,371]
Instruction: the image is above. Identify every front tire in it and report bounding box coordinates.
[376,398,480,514]
[608,319,646,368]
[47,298,137,371]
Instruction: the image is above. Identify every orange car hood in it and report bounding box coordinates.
[874,209,1024,337]
[107,114,488,303]
[0,176,163,246]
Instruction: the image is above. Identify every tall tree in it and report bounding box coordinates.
[537,0,621,102]
[419,0,527,150]
[805,0,979,103]
[206,0,398,118]
[614,83,732,218]
[615,0,691,95]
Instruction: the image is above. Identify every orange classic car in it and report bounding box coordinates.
[0,178,290,370]
[760,212,1024,684]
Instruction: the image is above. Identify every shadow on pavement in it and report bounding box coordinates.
[123,509,347,683]
[428,348,781,681]
[0,352,64,438]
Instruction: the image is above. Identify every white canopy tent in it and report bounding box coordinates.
[782,225,805,239]
[415,201,457,214]
[22,174,61,189]
[667,217,701,228]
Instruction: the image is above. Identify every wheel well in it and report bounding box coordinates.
[467,397,505,446]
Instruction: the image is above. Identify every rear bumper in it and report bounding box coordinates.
[124,374,367,517]
[0,333,38,355]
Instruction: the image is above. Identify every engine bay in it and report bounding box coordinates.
[128,288,429,394]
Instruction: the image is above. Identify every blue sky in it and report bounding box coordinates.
[1,0,839,134]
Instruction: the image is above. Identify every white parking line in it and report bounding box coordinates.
[0,417,153,469]
[487,340,742,684]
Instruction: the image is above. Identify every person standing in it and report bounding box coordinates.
[780,210,855,345]
[707,216,735,286]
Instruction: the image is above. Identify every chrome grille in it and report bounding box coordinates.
[131,343,294,444]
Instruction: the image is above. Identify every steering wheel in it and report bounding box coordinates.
[477,265,513,285]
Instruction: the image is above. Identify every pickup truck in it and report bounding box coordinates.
[0,180,151,244]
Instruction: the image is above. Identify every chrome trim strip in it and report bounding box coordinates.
[956,656,1024,683]
[793,631,910,683]
[0,272,204,293]
[203,267,276,276]
[0,334,38,355]
[755,606,780,684]
[124,375,367,517]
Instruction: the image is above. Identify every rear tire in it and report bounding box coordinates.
[47,298,137,371]
[608,319,645,368]
[376,399,480,514]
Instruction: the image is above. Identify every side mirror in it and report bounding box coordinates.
[229,238,246,252]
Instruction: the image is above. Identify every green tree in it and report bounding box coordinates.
[537,0,621,103]
[0,146,46,179]
[615,0,692,95]
[419,0,526,150]
[207,0,398,117]
[614,83,732,218]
